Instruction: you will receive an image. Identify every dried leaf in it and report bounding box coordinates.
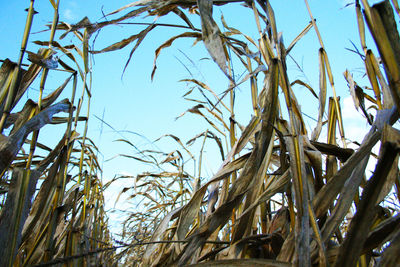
[0,99,71,174]
[197,0,230,79]
[151,32,202,80]
[334,132,400,267]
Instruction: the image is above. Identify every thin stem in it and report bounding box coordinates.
[0,0,36,133]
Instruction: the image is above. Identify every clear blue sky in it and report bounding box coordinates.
[0,0,377,233]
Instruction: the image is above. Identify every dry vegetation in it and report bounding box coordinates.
[1,0,400,266]
[0,0,114,266]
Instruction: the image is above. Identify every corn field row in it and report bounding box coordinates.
[1,0,400,266]
[0,0,114,266]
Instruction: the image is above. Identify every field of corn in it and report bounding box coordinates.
[1,0,400,266]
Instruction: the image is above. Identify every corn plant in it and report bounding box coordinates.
[80,0,400,266]
[0,1,114,266]
[2,0,400,266]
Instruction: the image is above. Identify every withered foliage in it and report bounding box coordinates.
[2,0,400,266]
[0,1,113,266]
[89,0,400,266]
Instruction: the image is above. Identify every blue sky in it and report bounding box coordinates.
[0,0,379,234]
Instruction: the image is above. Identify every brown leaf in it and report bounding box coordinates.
[0,99,71,174]
[334,129,400,267]
[142,207,182,264]
[231,58,279,242]
[27,50,58,69]
[151,32,202,80]
[377,227,400,266]
[197,0,230,79]
[0,168,41,265]
[362,213,400,254]
[91,24,157,54]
